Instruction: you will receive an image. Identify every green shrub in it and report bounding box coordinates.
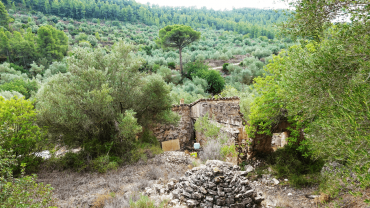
[265,145,324,188]
[167,61,176,69]
[183,60,208,79]
[196,70,225,94]
[129,143,163,164]
[220,144,238,159]
[194,114,221,140]
[92,155,119,173]
[152,64,160,72]
[0,143,55,207]
[222,63,229,71]
[36,43,177,162]
[129,195,155,208]
[9,63,28,74]
[44,152,88,172]
[0,79,38,99]
[0,97,47,174]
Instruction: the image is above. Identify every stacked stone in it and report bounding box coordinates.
[146,160,262,208]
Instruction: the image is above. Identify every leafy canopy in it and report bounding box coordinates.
[156,24,201,50]
[0,96,47,173]
[36,41,178,159]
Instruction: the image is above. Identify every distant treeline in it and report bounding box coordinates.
[2,0,288,38]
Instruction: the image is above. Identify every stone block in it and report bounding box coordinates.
[162,139,180,152]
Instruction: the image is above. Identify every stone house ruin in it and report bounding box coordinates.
[151,97,296,163]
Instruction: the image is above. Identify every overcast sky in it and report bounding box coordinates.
[135,0,290,10]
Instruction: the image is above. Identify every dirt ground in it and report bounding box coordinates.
[37,151,370,208]
[206,54,248,69]
[37,151,193,208]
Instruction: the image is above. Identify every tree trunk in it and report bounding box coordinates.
[179,47,183,75]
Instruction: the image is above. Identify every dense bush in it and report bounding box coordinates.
[0,79,38,99]
[222,63,229,71]
[198,69,225,94]
[0,143,55,207]
[36,42,178,161]
[167,61,176,69]
[0,62,29,84]
[184,61,225,94]
[0,97,47,173]
[265,145,324,188]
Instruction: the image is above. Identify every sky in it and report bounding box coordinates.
[134,0,290,10]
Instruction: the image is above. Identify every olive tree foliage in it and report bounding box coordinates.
[249,0,370,192]
[0,90,24,100]
[36,42,179,157]
[0,62,28,84]
[156,25,201,75]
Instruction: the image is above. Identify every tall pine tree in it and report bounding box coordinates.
[0,1,10,30]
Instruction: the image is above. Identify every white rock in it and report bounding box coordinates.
[284,179,288,182]
[244,165,255,173]
[288,193,292,196]
[272,178,279,185]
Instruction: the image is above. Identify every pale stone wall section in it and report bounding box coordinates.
[151,105,193,148]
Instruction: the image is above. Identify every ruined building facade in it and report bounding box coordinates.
[151,97,292,163]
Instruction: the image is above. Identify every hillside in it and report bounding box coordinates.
[1,0,370,207]
[2,0,287,38]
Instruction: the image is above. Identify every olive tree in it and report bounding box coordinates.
[36,42,178,158]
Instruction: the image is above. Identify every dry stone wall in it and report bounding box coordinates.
[151,97,246,151]
[151,105,193,148]
[144,160,263,207]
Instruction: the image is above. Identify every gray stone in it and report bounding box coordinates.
[245,189,255,197]
[206,196,214,202]
[208,182,216,188]
[238,171,249,176]
[244,165,255,173]
[200,186,207,194]
[192,192,203,200]
[145,160,257,208]
[172,189,180,199]
[185,186,194,193]
[224,188,232,192]
[216,198,226,206]
[186,199,199,206]
[182,191,191,198]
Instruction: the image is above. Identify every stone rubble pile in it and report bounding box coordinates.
[145,160,264,208]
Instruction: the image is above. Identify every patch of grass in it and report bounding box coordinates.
[92,155,119,173]
[129,143,163,164]
[192,160,200,167]
[92,193,113,208]
[42,151,122,173]
[129,195,168,208]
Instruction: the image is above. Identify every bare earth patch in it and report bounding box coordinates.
[37,151,192,208]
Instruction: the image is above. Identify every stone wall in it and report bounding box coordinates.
[151,105,194,148]
[152,97,297,162]
[144,160,262,207]
[151,97,245,151]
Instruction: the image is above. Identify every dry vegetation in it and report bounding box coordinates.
[36,152,191,208]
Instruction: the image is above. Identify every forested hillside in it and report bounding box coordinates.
[0,0,293,105]
[1,0,369,207]
[1,0,287,38]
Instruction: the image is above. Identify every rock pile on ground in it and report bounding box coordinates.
[145,160,263,207]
